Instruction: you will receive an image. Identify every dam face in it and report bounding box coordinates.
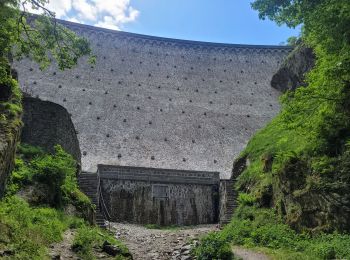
[14,20,290,180]
[98,165,220,226]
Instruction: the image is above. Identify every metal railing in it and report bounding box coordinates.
[97,175,112,229]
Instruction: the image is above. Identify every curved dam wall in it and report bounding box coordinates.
[14,20,291,179]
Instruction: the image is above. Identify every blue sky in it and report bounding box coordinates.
[30,0,300,45]
[124,0,300,45]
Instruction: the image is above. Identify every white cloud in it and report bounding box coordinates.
[22,0,72,18]
[24,0,139,30]
[46,0,72,18]
[72,0,97,21]
[95,16,121,30]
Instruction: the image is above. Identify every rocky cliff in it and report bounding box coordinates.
[0,60,23,198]
[271,44,315,92]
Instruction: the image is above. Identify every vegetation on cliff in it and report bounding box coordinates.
[244,0,350,234]
[7,144,92,212]
[0,0,94,197]
[0,144,131,259]
[196,0,350,258]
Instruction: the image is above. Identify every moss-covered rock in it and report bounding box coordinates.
[0,58,22,198]
[273,152,350,233]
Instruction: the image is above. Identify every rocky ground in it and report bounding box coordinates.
[47,224,270,260]
[109,222,218,260]
[49,228,126,260]
[49,229,79,260]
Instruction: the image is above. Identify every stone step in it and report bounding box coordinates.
[78,175,104,228]
[78,182,98,185]
[79,189,97,192]
[79,183,97,186]
[78,179,98,182]
[79,187,97,190]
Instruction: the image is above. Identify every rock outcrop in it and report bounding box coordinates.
[0,124,21,198]
[0,63,22,198]
[271,44,315,92]
[274,153,350,233]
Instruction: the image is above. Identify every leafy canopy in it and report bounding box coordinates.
[0,0,94,70]
[250,0,350,156]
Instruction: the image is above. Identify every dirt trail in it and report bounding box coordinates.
[49,229,79,260]
[109,223,217,260]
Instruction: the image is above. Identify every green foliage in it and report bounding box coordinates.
[237,193,256,206]
[286,36,298,46]
[7,144,92,211]
[0,1,93,141]
[250,0,322,27]
[0,195,129,259]
[0,60,23,134]
[193,232,233,260]
[205,206,350,259]
[72,226,131,260]
[17,143,45,159]
[0,195,74,259]
[0,145,129,259]
[200,0,350,258]
[234,0,350,232]
[0,0,94,70]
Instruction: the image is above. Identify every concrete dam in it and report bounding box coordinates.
[15,20,291,226]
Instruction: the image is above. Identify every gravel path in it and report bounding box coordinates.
[109,223,218,260]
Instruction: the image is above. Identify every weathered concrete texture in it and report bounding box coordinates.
[98,165,220,226]
[271,44,315,92]
[21,96,81,163]
[14,20,291,178]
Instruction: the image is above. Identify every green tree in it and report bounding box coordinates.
[1,0,94,71]
[286,36,298,46]
[0,1,94,197]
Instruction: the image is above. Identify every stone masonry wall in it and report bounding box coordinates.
[14,20,292,179]
[98,165,220,226]
[21,96,81,163]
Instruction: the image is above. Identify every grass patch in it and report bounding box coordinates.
[72,225,131,260]
[195,206,350,260]
[0,195,82,259]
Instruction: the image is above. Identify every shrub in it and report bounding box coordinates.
[0,196,73,259]
[73,225,131,260]
[237,193,256,206]
[193,232,233,260]
[7,144,92,211]
[208,206,350,259]
[72,225,97,259]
